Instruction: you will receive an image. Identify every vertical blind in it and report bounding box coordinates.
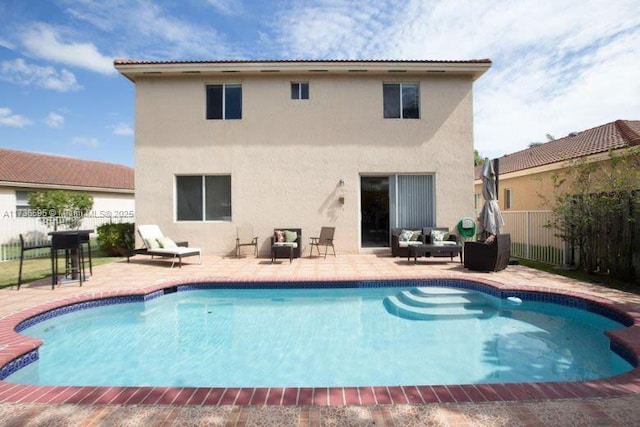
[394,175,434,228]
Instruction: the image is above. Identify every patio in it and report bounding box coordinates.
[1,254,639,426]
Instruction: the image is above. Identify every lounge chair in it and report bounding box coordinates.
[309,226,336,258]
[134,225,201,268]
[236,225,258,257]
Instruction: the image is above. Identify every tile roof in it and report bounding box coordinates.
[0,148,134,191]
[114,58,492,82]
[477,120,640,178]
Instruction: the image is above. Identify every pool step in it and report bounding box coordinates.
[396,290,485,307]
[383,287,495,321]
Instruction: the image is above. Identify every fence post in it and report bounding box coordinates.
[525,211,531,260]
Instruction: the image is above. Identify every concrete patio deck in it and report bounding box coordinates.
[1,253,639,426]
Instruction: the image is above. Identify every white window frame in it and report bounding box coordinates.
[383,82,420,119]
[175,175,232,222]
[291,82,309,100]
[205,83,242,120]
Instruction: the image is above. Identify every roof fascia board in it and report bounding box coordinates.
[115,60,491,81]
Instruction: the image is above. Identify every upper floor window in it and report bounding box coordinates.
[383,83,419,119]
[206,84,242,120]
[176,175,232,221]
[291,82,309,100]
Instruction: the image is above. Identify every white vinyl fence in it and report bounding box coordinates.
[501,211,567,266]
[0,216,135,262]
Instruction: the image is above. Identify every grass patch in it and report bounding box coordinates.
[0,250,124,289]
[516,258,640,295]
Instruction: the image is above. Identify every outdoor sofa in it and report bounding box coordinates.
[391,227,459,258]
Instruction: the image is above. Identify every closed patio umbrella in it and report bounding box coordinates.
[478,158,504,239]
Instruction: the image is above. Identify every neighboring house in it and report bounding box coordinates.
[474,120,640,211]
[0,148,134,242]
[115,59,491,255]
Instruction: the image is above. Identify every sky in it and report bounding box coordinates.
[0,0,639,167]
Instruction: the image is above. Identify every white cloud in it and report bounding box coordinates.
[63,0,232,59]
[112,122,133,136]
[21,23,114,74]
[0,107,33,128]
[270,0,640,158]
[45,112,65,128]
[72,136,99,148]
[0,58,81,92]
[0,37,15,50]
[206,0,242,16]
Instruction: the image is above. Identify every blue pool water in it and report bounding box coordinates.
[7,286,633,387]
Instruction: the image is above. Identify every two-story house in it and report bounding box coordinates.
[115,59,491,255]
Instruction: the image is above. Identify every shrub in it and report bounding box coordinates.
[97,222,135,257]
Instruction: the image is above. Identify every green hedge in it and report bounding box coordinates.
[97,222,135,257]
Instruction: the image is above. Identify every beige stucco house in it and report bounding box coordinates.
[474,120,640,212]
[115,59,491,256]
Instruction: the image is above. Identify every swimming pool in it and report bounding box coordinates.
[4,280,634,388]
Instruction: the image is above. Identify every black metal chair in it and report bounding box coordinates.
[18,234,51,289]
[50,233,86,289]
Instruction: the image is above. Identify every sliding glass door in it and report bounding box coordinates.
[360,177,390,247]
[361,174,435,248]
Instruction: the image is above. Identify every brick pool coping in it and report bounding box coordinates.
[1,275,640,406]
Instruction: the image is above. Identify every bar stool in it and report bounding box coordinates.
[18,234,51,289]
[79,232,93,275]
[50,233,86,289]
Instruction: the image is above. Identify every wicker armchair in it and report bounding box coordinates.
[464,234,511,272]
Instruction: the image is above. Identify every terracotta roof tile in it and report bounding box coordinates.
[476,120,640,178]
[0,149,134,191]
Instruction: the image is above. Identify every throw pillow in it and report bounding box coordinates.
[274,230,285,242]
[431,229,446,243]
[157,236,178,248]
[284,230,298,242]
[399,229,413,242]
[409,230,421,241]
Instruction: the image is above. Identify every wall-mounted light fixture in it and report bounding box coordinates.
[339,179,345,186]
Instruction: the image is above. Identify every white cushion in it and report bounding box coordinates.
[273,242,298,248]
[399,241,422,248]
[150,247,201,255]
